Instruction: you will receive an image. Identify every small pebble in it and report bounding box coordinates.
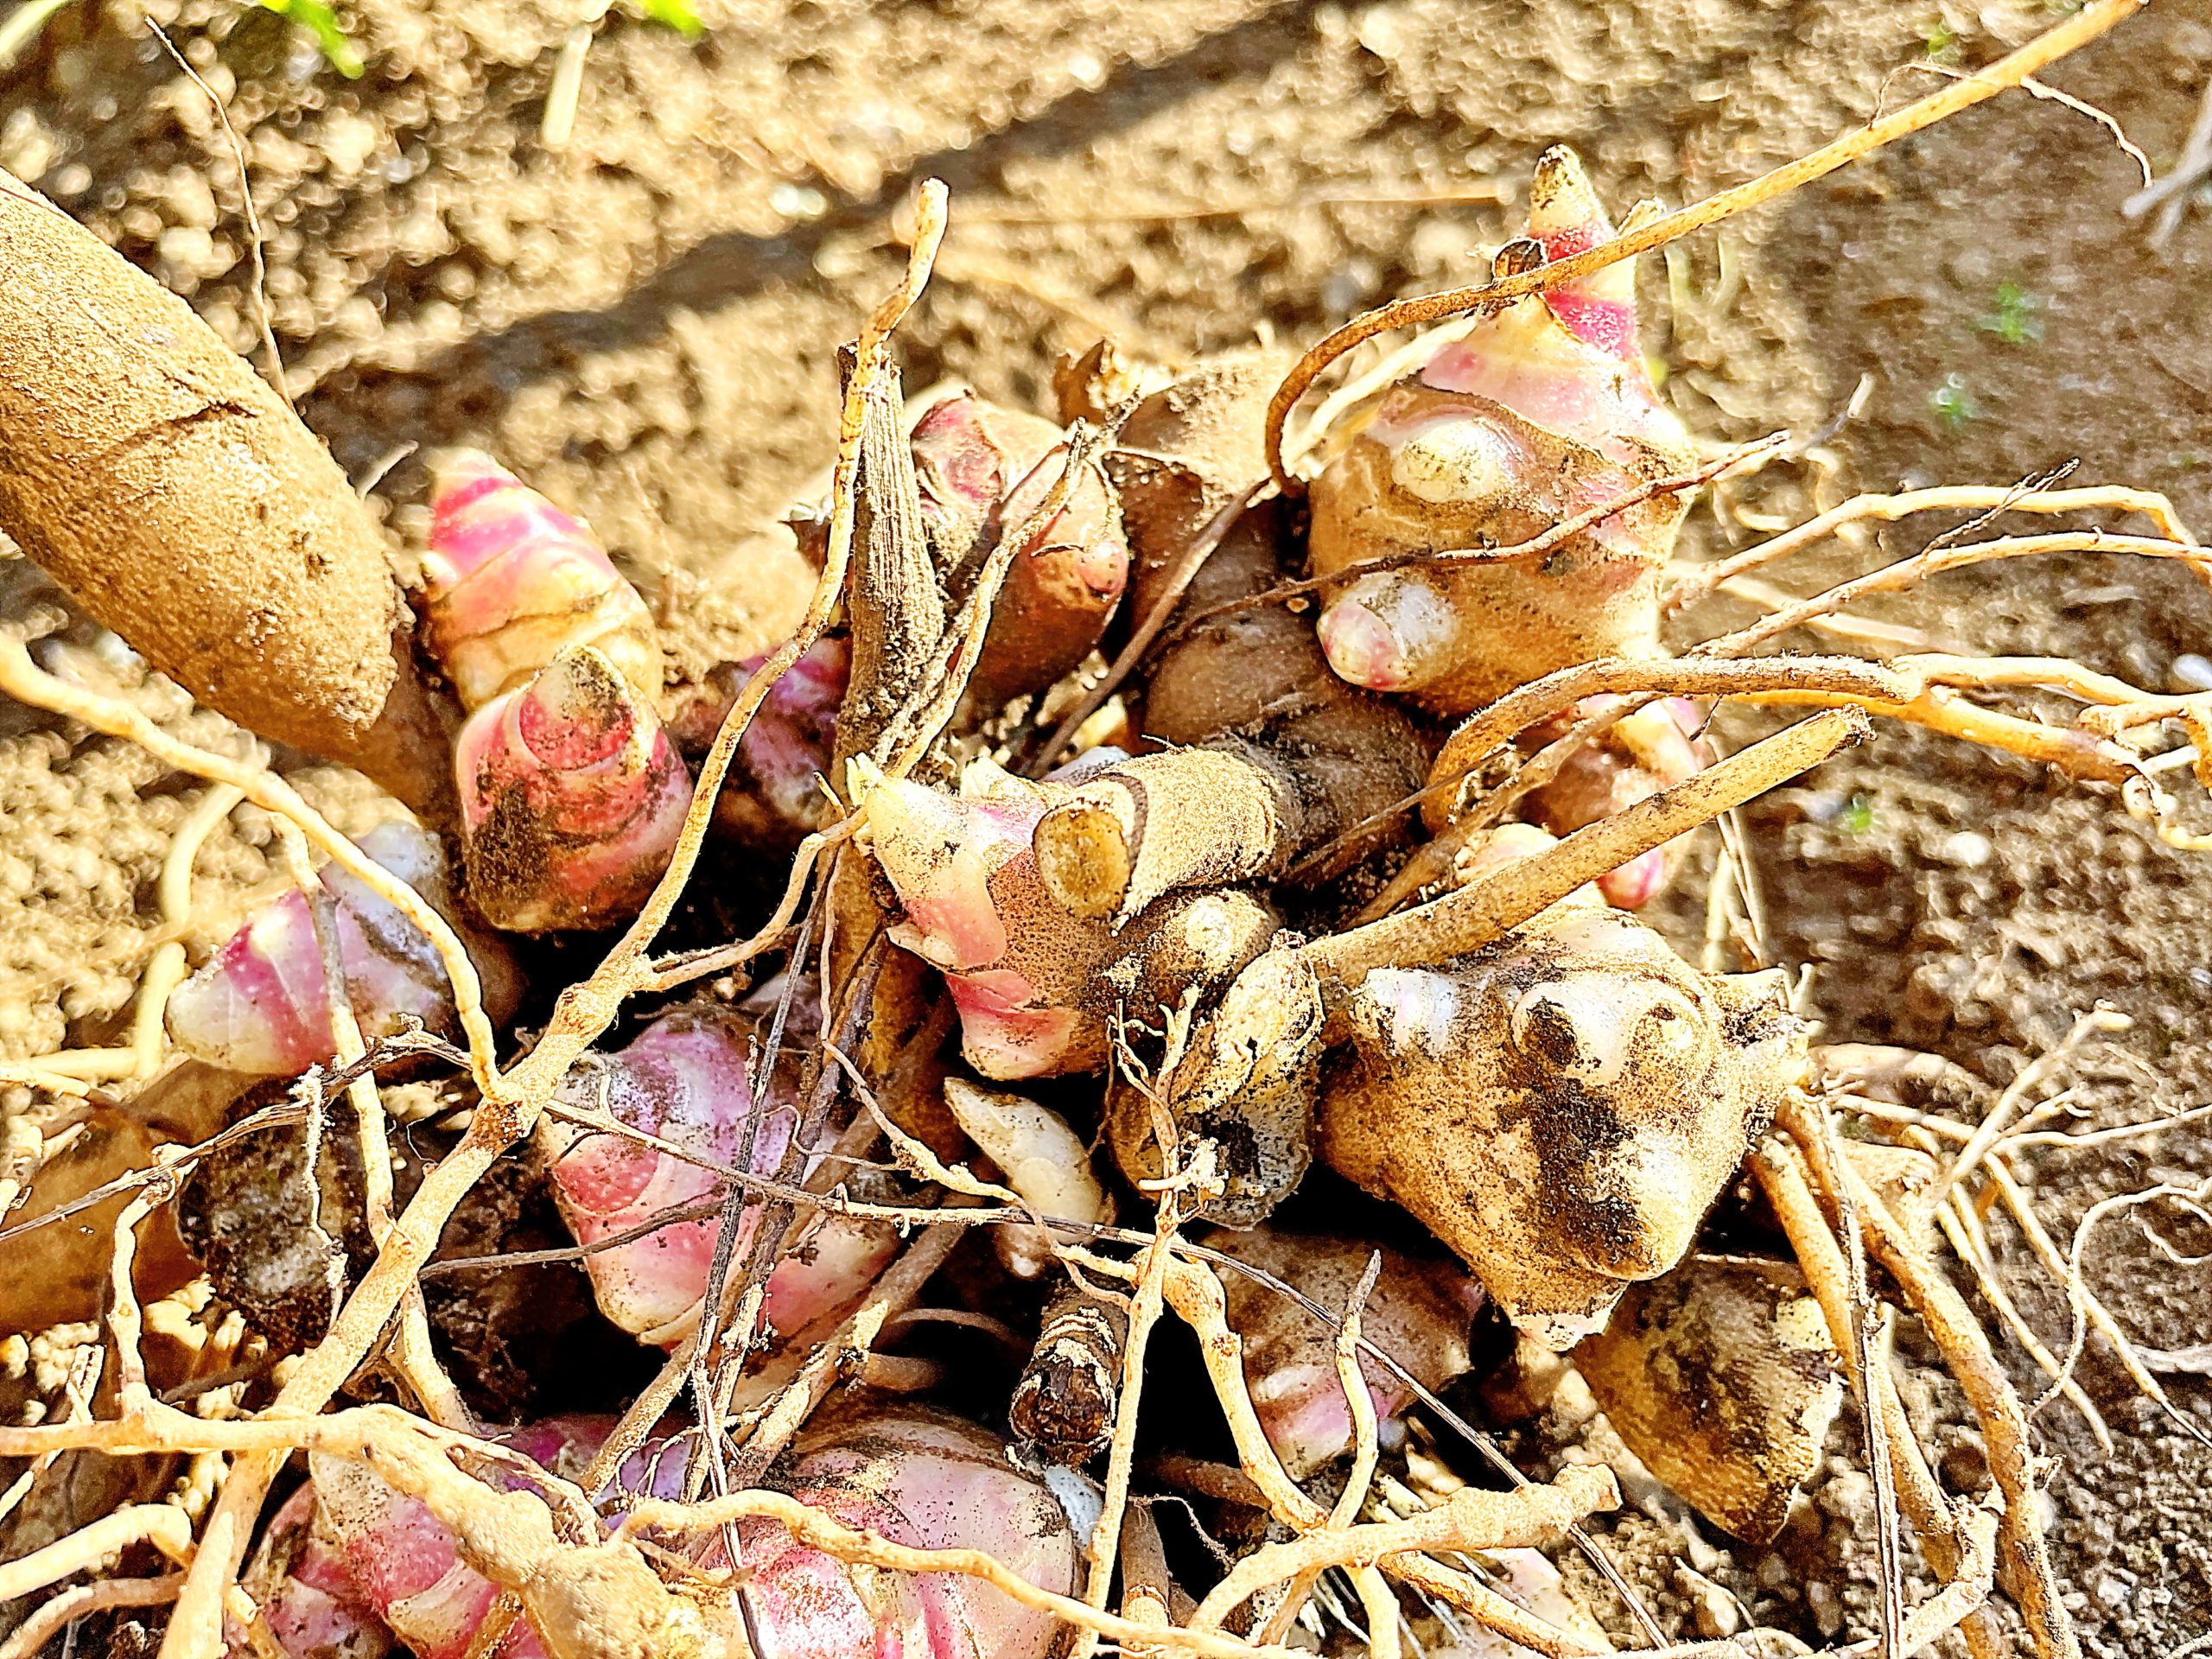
[1805,1581,1843,1639]
[2173,652,2212,691]
[1936,830,1993,868]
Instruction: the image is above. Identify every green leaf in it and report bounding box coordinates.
[1973,280,2044,346]
[258,0,365,78]
[1929,372,1980,435]
[639,0,705,39]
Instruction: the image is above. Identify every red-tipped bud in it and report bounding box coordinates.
[1208,1229,1484,1478]
[1306,152,1695,713]
[858,763,1102,1078]
[454,644,692,932]
[168,821,499,1076]
[420,449,663,711]
[860,760,1275,1082]
[545,1007,897,1346]
[1523,145,1640,359]
[909,394,1130,710]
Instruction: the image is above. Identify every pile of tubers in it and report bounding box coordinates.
[0,48,2200,1659]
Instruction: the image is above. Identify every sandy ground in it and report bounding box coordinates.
[3,0,2212,1651]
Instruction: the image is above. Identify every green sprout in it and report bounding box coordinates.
[1837,794,1876,836]
[1974,280,2044,346]
[640,0,705,37]
[260,0,364,76]
[1923,20,1960,62]
[1929,372,1980,435]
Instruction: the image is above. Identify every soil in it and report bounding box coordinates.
[3,0,2212,1654]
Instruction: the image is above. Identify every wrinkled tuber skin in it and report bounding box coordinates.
[1574,1256,1843,1545]
[859,758,1277,1079]
[1306,149,1700,713]
[419,448,665,712]
[910,393,1131,715]
[271,1409,1078,1659]
[543,1004,899,1347]
[167,820,512,1076]
[1207,1228,1485,1478]
[454,643,694,932]
[1320,893,1807,1348]
[1037,355,1431,921]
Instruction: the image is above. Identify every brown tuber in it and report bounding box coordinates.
[0,170,452,814]
[1320,888,1807,1347]
[1033,352,1431,926]
[1574,1256,1844,1543]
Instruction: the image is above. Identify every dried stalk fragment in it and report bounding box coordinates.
[1012,1281,1130,1466]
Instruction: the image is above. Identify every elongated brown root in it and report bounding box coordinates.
[1754,1133,2006,1659]
[0,170,454,817]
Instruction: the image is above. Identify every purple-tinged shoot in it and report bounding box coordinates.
[420,448,664,711]
[454,643,692,932]
[1308,148,1697,714]
[168,820,493,1077]
[1208,1228,1484,1478]
[544,1007,897,1347]
[714,637,849,851]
